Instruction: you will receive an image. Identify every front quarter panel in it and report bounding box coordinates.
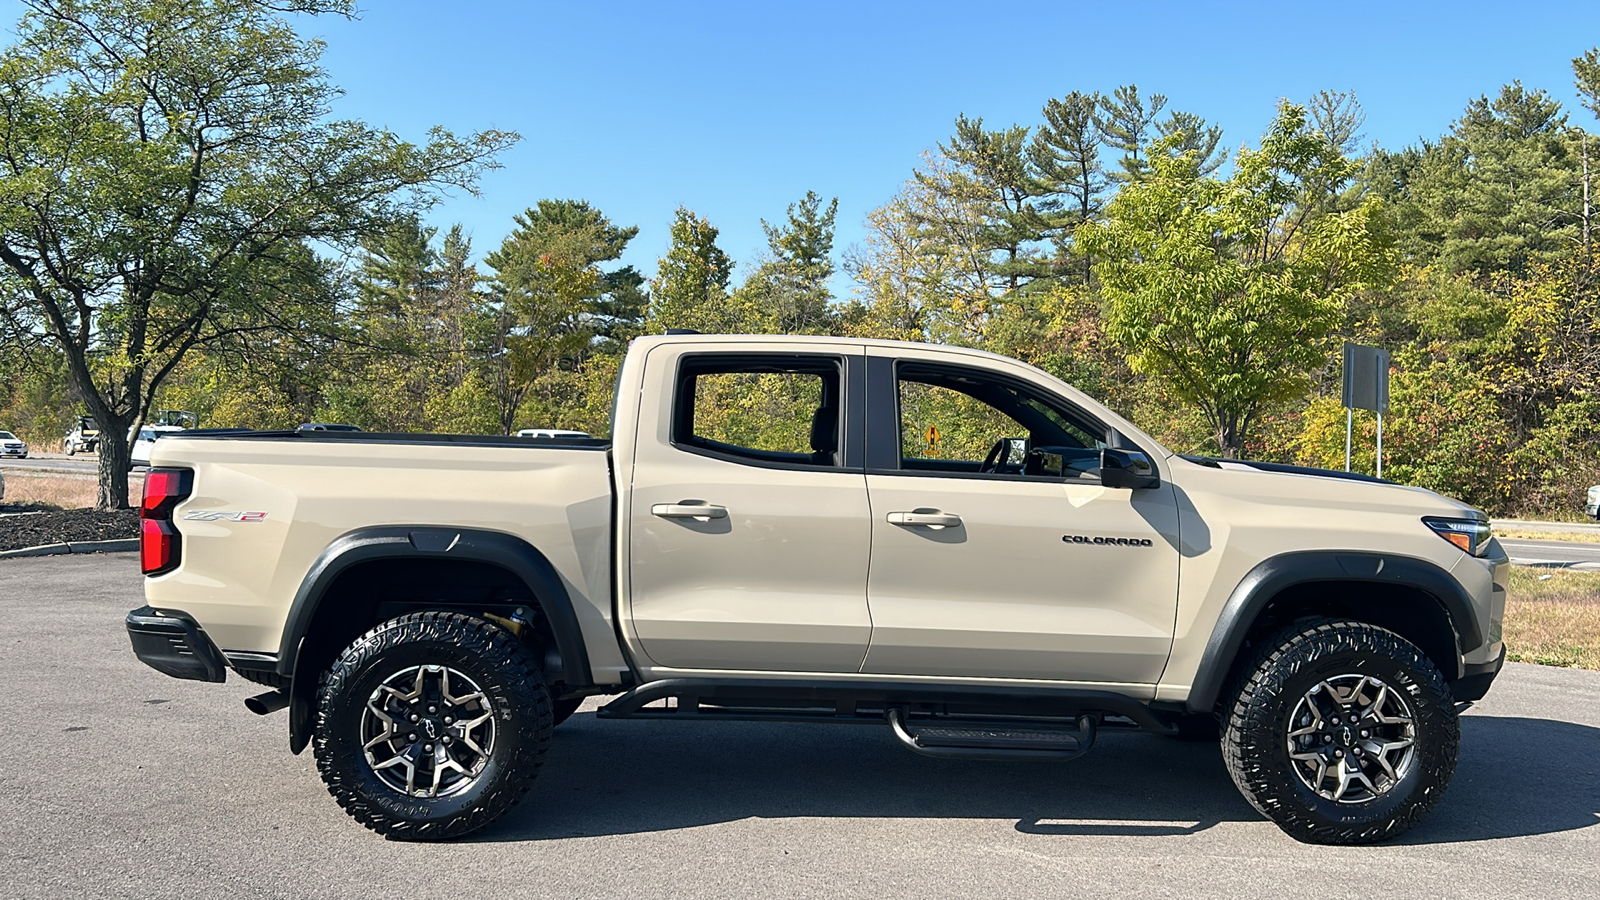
[1157,459,1488,705]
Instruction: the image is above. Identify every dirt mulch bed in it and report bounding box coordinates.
[0,507,140,551]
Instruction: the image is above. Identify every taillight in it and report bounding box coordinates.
[141,468,193,575]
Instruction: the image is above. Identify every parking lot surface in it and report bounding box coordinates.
[3,553,1597,899]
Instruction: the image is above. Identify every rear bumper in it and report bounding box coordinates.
[125,606,227,683]
[1453,645,1506,702]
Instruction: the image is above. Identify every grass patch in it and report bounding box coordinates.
[1503,567,1600,669]
[1498,528,1600,545]
[0,472,142,511]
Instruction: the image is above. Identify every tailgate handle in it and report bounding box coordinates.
[652,502,728,519]
[887,511,962,528]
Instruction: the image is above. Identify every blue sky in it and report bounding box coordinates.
[14,1,1600,292]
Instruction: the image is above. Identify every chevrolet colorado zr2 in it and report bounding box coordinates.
[125,333,1507,844]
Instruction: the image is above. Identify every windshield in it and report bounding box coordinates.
[0,431,15,440]
[138,428,155,441]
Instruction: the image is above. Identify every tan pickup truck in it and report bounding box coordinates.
[126,333,1507,844]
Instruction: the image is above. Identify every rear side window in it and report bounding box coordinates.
[673,355,843,468]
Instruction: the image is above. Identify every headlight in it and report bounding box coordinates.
[1422,517,1492,557]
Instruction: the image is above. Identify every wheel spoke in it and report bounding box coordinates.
[360,664,498,799]
[1285,672,1417,805]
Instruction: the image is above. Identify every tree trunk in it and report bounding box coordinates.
[1217,417,1243,460]
[95,421,133,511]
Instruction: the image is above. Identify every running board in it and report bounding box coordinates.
[597,677,1172,735]
[887,708,1096,761]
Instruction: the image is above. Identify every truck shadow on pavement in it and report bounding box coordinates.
[479,713,1598,844]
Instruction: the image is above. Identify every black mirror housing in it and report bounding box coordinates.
[1101,448,1159,490]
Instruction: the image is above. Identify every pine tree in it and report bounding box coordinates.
[736,191,840,334]
[1155,110,1226,176]
[914,116,1051,298]
[1031,91,1108,284]
[649,206,735,332]
[1097,85,1168,184]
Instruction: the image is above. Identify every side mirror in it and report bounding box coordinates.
[1101,448,1159,490]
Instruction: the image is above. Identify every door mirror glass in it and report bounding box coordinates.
[1100,448,1159,490]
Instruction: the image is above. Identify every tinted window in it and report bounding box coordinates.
[675,356,842,467]
[895,363,1107,480]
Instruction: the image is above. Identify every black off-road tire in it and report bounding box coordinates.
[550,697,583,728]
[1222,619,1458,845]
[313,611,552,840]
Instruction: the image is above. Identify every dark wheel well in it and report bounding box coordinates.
[293,557,567,691]
[1217,580,1460,713]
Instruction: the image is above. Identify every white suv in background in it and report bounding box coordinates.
[0,431,27,458]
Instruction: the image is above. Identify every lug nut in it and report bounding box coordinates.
[443,736,452,744]
[1324,735,1333,744]
[1334,749,1344,757]
[1360,729,1369,738]
[424,744,433,752]
[428,706,437,714]
[443,716,453,724]
[408,733,417,741]
[409,714,419,722]
[1331,716,1340,725]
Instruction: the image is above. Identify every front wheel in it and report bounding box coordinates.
[1222,619,1458,844]
[313,611,552,840]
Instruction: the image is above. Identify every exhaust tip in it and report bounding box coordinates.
[245,690,291,715]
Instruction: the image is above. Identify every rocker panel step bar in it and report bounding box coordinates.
[887,708,1097,761]
[597,677,1172,735]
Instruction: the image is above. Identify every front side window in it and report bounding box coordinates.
[896,363,1107,480]
[675,356,843,467]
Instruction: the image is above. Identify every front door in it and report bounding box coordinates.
[861,353,1181,686]
[627,347,872,673]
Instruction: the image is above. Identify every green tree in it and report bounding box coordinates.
[1079,103,1394,458]
[1374,83,1578,276]
[1097,85,1167,184]
[482,200,639,433]
[0,0,516,507]
[648,206,736,332]
[736,190,840,334]
[915,117,1051,297]
[1031,91,1108,283]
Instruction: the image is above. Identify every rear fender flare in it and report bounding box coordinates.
[280,526,592,754]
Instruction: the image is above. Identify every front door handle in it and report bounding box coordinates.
[652,502,728,519]
[886,511,962,528]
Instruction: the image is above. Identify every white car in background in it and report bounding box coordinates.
[131,425,190,467]
[1587,484,1600,519]
[0,430,27,458]
[515,428,590,439]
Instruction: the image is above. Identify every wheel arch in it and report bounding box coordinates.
[1186,551,1481,715]
[280,526,593,754]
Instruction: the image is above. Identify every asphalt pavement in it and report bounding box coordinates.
[0,451,102,476]
[1,553,1597,899]
[1499,538,1600,568]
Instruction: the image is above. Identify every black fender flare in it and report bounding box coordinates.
[1185,551,1482,715]
[280,526,593,754]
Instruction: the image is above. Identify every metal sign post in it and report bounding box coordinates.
[1341,342,1390,477]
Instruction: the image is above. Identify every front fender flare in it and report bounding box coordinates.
[1185,550,1481,715]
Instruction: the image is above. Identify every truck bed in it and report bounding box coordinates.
[145,431,630,684]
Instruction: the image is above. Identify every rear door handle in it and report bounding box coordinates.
[652,503,728,519]
[886,511,962,527]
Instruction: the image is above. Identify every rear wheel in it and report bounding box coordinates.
[1222,619,1458,844]
[313,611,552,840]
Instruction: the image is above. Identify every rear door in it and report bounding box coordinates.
[861,349,1181,686]
[625,344,873,673]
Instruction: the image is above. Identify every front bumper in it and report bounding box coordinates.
[1452,645,1506,702]
[125,606,227,683]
